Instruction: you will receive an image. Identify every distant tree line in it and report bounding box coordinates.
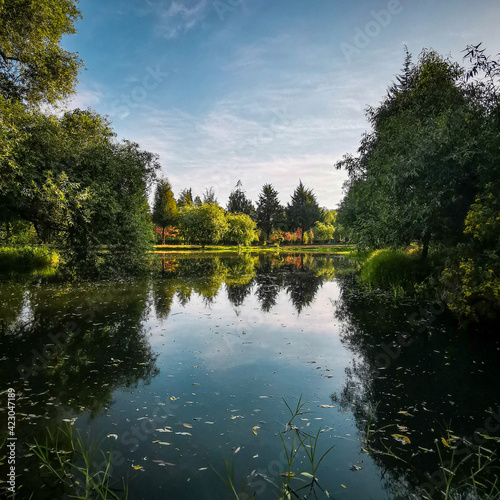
[151,178,343,247]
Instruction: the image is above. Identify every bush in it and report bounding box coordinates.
[0,246,60,272]
[360,249,427,290]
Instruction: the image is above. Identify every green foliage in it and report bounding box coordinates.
[360,249,429,290]
[179,203,228,247]
[255,183,284,240]
[1,109,159,274]
[0,245,60,271]
[285,180,322,232]
[0,0,83,105]
[152,178,178,244]
[226,180,255,216]
[269,229,285,245]
[225,212,257,246]
[177,187,194,208]
[441,184,500,321]
[312,221,334,242]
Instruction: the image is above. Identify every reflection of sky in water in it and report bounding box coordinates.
[81,280,387,500]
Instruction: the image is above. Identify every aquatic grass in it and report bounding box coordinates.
[0,245,60,272]
[214,396,335,499]
[29,423,127,500]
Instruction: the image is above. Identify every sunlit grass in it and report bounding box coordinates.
[0,245,60,272]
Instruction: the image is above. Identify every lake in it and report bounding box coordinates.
[1,253,499,499]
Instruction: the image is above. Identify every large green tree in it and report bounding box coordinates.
[255,184,284,240]
[225,213,257,246]
[0,0,82,105]
[2,109,159,271]
[285,180,322,232]
[178,203,228,247]
[152,178,178,244]
[336,49,479,257]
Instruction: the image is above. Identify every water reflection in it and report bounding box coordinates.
[331,273,500,498]
[151,253,338,317]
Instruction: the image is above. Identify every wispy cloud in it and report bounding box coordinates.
[153,0,209,39]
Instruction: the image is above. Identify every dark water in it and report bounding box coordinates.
[0,254,499,499]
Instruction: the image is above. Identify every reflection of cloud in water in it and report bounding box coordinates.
[148,281,349,373]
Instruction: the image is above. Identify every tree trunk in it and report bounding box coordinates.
[162,227,165,245]
[421,233,430,261]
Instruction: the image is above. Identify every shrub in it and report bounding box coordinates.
[360,249,426,290]
[0,246,60,272]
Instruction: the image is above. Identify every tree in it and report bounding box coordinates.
[152,178,178,245]
[178,203,228,247]
[225,213,257,246]
[227,180,255,216]
[202,186,218,205]
[335,48,475,257]
[0,0,82,105]
[1,109,159,272]
[286,180,322,232]
[313,221,335,243]
[177,188,194,208]
[255,184,284,240]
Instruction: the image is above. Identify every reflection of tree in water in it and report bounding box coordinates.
[0,278,159,498]
[331,273,500,498]
[151,253,339,314]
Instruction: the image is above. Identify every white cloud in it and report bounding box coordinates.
[154,0,209,39]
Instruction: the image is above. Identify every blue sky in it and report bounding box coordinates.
[62,0,500,209]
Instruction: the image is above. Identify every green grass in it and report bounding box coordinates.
[0,245,60,272]
[360,248,431,291]
[151,243,356,255]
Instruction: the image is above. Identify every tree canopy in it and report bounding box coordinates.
[255,184,284,240]
[0,0,82,106]
[227,180,255,217]
[152,178,178,244]
[286,180,322,232]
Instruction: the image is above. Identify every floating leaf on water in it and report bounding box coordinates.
[234,446,241,454]
[350,465,362,471]
[175,432,192,436]
[252,425,260,436]
[398,411,413,416]
[170,396,179,401]
[183,423,193,428]
[199,467,208,471]
[301,472,314,478]
[152,440,159,443]
[282,472,295,477]
[441,437,451,448]
[253,454,258,458]
[132,465,143,470]
[341,484,346,488]
[319,404,335,408]
[106,434,118,440]
[205,421,215,424]
[192,383,200,386]
[392,434,411,445]
[158,441,171,445]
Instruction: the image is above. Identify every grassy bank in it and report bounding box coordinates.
[0,246,60,273]
[151,244,356,255]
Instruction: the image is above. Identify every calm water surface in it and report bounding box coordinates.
[1,254,499,499]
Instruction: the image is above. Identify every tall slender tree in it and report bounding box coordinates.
[152,178,178,245]
[255,184,284,240]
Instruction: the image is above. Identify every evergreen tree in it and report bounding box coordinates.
[152,178,178,245]
[227,180,255,216]
[255,184,284,240]
[177,188,193,208]
[286,180,322,232]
